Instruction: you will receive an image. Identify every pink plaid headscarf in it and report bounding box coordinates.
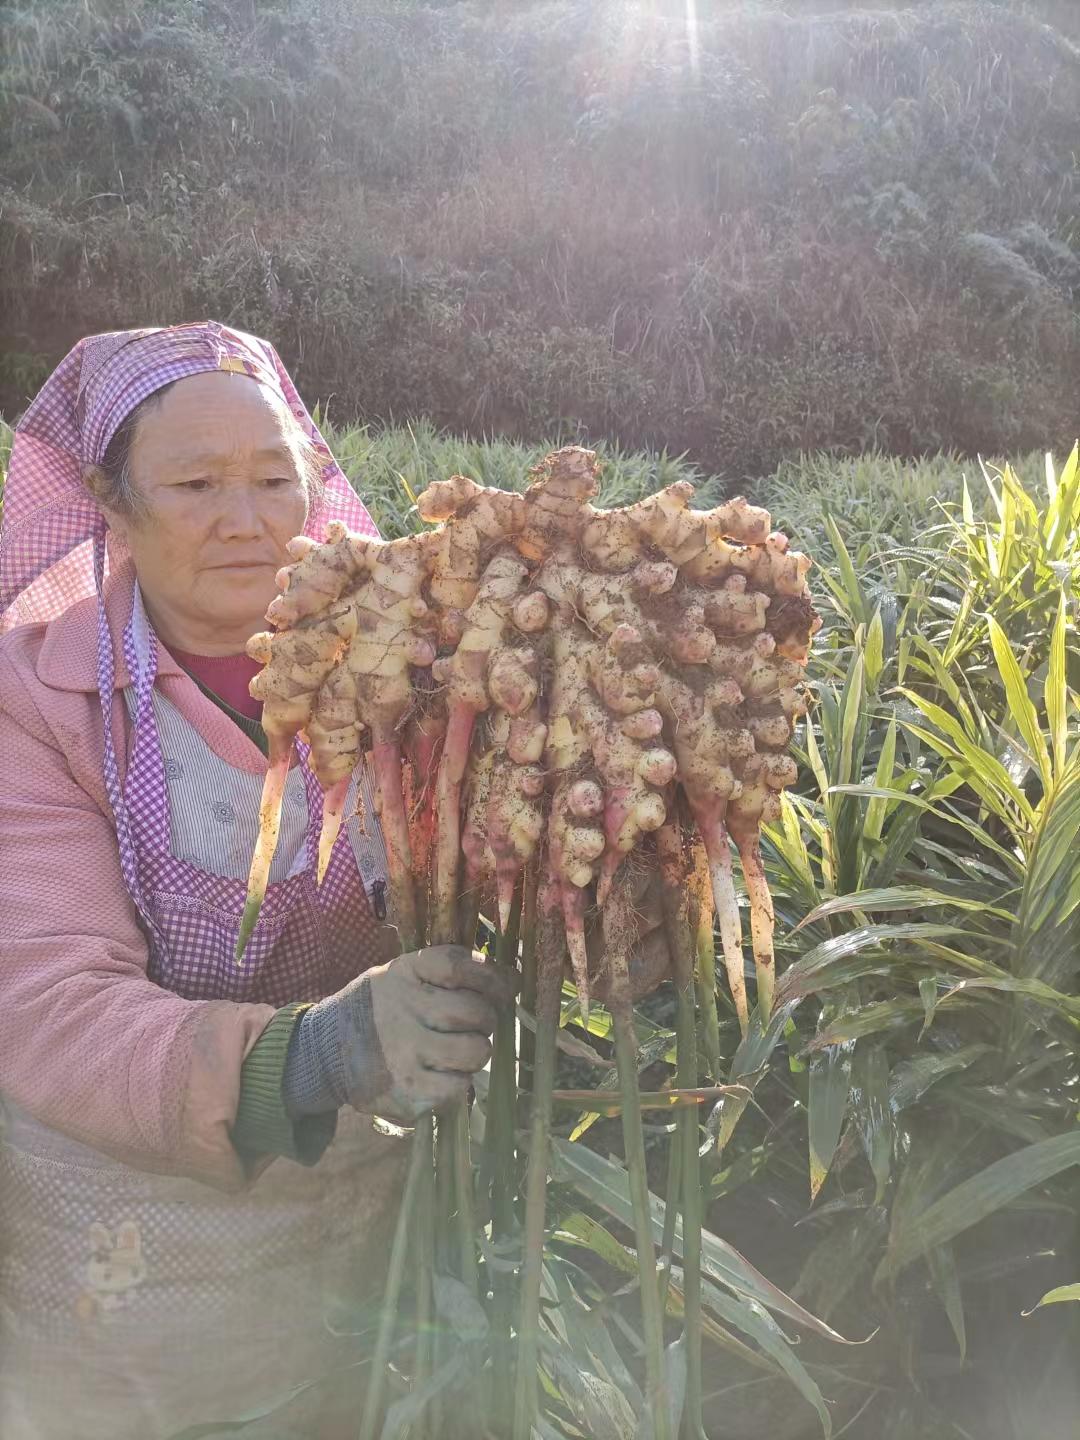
[0,321,377,630]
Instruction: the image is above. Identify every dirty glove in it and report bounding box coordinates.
[283,945,512,1124]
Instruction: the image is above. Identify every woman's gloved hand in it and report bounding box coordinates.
[283,946,513,1124]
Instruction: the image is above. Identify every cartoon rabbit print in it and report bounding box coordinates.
[75,1221,147,1323]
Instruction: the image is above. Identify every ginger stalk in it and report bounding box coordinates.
[237,622,351,959]
[239,444,822,1440]
[431,548,532,943]
[655,668,750,1026]
[234,740,293,962]
[727,754,793,1021]
[549,775,605,1017]
[461,744,496,896]
[690,837,724,1066]
[485,587,550,926]
[603,876,672,1440]
[403,689,445,940]
[656,819,705,1437]
[344,537,436,946]
[512,879,563,1440]
[416,475,524,644]
[587,624,674,905]
[706,821,748,1034]
[487,753,545,930]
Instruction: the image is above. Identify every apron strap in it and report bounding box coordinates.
[295,740,331,873]
[94,530,171,954]
[120,591,173,856]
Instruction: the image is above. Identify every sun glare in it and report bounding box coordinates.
[686,0,700,77]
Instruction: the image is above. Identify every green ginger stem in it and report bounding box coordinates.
[657,1123,681,1318]
[659,821,705,1439]
[518,866,540,1095]
[412,1126,436,1440]
[676,983,704,1440]
[512,885,561,1440]
[358,1114,430,1440]
[605,876,671,1440]
[489,888,523,1430]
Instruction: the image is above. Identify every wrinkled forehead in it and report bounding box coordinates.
[129,372,303,478]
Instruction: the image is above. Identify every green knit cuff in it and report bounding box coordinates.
[232,1003,338,1166]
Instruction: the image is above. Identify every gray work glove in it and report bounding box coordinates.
[283,945,512,1124]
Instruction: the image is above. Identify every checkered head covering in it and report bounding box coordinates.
[0,321,377,629]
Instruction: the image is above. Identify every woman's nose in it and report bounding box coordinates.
[215,488,264,540]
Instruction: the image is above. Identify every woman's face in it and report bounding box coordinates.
[107,371,311,653]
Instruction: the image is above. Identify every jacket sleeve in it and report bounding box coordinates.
[0,666,280,1192]
[232,1002,338,1165]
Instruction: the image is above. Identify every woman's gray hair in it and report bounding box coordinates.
[93,382,326,519]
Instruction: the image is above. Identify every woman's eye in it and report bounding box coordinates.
[262,476,294,489]
[178,479,211,492]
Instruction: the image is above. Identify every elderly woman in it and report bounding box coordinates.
[0,322,513,1439]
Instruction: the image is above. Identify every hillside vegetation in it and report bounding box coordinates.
[2,0,1079,475]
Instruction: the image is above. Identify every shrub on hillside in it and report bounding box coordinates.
[1,0,1078,474]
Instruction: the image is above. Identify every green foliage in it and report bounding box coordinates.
[769,450,1047,556]
[692,442,1080,1436]
[3,0,1079,475]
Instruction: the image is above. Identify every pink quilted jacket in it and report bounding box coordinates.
[0,563,277,1192]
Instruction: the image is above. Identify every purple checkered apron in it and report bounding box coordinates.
[99,588,383,1005]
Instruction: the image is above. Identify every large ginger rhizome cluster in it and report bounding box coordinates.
[238,447,819,1025]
